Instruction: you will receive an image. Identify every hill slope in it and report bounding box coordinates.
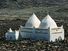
[0,0,68,9]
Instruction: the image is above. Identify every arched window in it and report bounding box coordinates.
[58,36,62,41]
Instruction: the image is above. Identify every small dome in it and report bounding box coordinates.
[40,14,57,29]
[25,13,41,28]
[8,28,13,32]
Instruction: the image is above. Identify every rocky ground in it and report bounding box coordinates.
[0,39,68,51]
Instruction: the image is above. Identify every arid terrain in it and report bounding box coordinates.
[0,0,68,51]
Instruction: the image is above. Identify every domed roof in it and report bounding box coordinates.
[40,14,57,29]
[25,13,41,28]
[8,28,13,32]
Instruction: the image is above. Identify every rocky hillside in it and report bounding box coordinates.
[0,0,68,9]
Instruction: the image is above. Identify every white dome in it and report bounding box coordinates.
[25,13,41,28]
[8,28,13,32]
[40,14,57,29]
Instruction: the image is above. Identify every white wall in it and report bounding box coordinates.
[5,32,16,40]
[49,26,64,42]
[15,30,19,40]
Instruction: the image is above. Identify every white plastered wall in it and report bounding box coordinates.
[49,25,64,42]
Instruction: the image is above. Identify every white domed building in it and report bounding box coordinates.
[5,13,64,42]
[5,28,19,40]
[19,13,64,42]
[39,14,64,41]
